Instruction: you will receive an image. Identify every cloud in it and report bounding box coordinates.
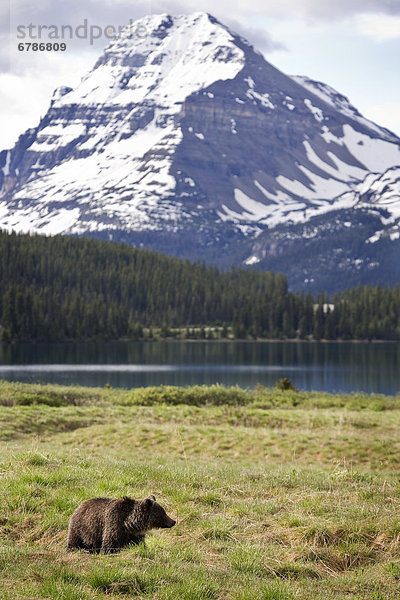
[4,0,400,42]
[152,0,400,21]
[262,0,400,21]
[6,0,151,51]
[0,50,97,149]
[7,0,149,30]
[0,72,55,148]
[223,18,287,53]
[356,14,400,41]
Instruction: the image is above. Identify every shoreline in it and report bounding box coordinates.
[1,337,400,345]
[0,379,398,400]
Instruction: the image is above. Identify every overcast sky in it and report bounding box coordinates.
[1,0,400,150]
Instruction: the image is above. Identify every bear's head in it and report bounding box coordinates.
[144,495,176,529]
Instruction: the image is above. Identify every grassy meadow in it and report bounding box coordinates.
[0,380,400,599]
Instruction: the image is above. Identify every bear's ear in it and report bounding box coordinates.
[149,494,156,501]
[144,497,154,509]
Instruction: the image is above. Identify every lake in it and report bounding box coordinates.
[0,340,399,395]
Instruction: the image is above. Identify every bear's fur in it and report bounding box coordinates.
[67,495,175,553]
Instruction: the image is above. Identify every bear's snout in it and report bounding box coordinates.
[164,517,176,528]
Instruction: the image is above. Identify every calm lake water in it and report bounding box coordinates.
[0,341,399,395]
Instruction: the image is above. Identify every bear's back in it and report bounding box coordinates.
[74,497,114,519]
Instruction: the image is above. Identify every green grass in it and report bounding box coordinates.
[0,380,400,599]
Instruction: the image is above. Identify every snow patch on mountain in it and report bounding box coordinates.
[330,167,400,243]
[358,167,400,217]
[304,98,324,122]
[342,126,400,171]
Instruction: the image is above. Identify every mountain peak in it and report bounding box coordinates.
[66,11,245,109]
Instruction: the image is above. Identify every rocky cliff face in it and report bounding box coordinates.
[1,12,399,291]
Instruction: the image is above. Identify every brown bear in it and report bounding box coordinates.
[67,495,176,553]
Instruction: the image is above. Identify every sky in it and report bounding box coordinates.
[0,0,399,150]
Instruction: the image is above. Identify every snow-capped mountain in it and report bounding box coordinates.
[0,12,399,290]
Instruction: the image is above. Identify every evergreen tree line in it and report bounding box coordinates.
[0,230,399,341]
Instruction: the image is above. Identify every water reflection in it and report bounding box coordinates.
[0,341,399,395]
